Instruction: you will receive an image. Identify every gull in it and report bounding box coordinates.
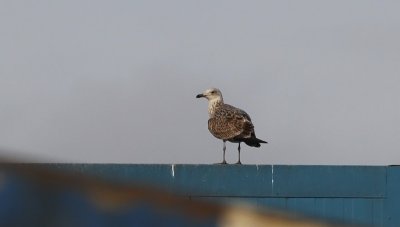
[196,88,267,164]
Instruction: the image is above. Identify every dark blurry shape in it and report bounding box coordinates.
[0,158,394,226]
[0,161,219,227]
[219,206,333,227]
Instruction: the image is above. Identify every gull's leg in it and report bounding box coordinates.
[218,140,227,164]
[235,142,242,165]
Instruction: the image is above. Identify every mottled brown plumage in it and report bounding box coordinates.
[196,88,267,164]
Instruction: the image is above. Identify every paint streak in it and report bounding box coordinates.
[171,164,175,178]
[271,165,274,193]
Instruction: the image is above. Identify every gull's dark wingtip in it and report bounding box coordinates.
[244,137,268,147]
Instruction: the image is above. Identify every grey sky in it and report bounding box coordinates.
[1,1,399,164]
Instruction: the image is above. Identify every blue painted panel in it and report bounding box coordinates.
[344,199,381,226]
[351,199,373,225]
[173,164,273,196]
[48,164,386,198]
[286,198,345,224]
[2,164,398,226]
[273,165,386,198]
[255,197,287,210]
[372,199,384,227]
[50,164,274,197]
[286,198,317,216]
[314,198,327,218]
[384,166,400,227]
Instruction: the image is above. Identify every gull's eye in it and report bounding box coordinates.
[211,91,216,94]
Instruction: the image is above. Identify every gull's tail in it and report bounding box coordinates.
[244,137,268,148]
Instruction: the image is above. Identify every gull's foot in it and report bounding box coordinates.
[215,160,227,165]
[234,161,242,165]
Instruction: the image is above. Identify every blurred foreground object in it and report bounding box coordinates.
[1,161,398,226]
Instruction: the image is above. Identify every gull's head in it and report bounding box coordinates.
[196,88,223,102]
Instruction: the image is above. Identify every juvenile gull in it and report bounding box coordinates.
[196,88,267,164]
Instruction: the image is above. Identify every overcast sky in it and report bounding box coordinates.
[1,1,399,164]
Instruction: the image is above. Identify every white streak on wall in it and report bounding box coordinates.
[171,164,175,178]
[271,165,274,192]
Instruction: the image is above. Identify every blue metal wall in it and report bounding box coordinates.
[1,164,399,226]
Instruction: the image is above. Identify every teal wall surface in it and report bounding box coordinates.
[1,164,399,226]
[51,164,399,226]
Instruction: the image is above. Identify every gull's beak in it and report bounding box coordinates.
[196,94,205,98]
